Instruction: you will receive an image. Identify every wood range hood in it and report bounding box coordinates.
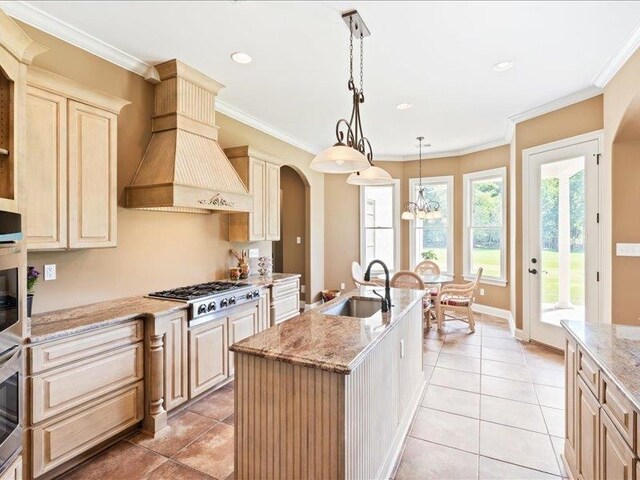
[125,59,252,214]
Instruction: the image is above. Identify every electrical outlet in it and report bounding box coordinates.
[340,282,345,290]
[44,264,56,281]
[296,237,302,244]
[400,339,405,358]
[480,288,485,296]
[248,248,259,258]
[300,285,305,294]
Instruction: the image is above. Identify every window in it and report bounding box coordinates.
[360,181,400,273]
[408,176,454,275]
[463,167,507,285]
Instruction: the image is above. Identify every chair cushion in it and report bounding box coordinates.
[441,297,471,307]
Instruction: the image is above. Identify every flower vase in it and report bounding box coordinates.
[27,293,34,318]
[239,262,250,279]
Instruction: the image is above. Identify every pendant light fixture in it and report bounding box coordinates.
[312,10,389,185]
[402,137,442,220]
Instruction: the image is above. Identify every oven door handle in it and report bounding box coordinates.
[0,345,20,384]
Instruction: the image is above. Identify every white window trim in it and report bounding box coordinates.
[463,167,507,287]
[359,179,401,274]
[408,176,454,275]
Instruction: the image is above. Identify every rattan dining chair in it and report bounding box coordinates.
[414,260,442,330]
[436,267,483,333]
[351,262,384,287]
[390,271,431,333]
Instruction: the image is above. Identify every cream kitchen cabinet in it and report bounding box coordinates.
[25,67,129,250]
[0,455,22,480]
[228,306,259,376]
[188,317,228,398]
[270,276,300,325]
[163,311,189,411]
[577,375,600,480]
[226,146,282,242]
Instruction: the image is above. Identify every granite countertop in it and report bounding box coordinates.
[562,320,640,411]
[220,273,301,288]
[229,286,426,375]
[29,296,187,343]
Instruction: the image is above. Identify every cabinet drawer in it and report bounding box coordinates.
[271,292,299,325]
[271,279,299,299]
[600,373,635,449]
[29,320,143,374]
[31,343,143,423]
[578,346,600,397]
[31,382,143,477]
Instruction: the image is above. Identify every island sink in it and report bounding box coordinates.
[323,295,382,318]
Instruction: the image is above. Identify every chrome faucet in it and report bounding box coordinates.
[363,260,392,313]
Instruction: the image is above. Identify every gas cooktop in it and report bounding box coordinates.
[148,281,250,301]
[148,281,260,325]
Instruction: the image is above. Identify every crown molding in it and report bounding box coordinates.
[0,0,151,76]
[1,0,620,161]
[593,21,640,88]
[215,100,320,154]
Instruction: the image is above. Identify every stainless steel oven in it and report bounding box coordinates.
[0,342,20,474]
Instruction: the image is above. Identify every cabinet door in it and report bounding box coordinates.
[189,319,228,398]
[600,411,634,480]
[265,162,280,241]
[577,376,600,480]
[228,307,258,376]
[249,158,266,241]
[67,100,117,248]
[26,86,67,249]
[258,288,271,332]
[565,335,578,475]
[164,311,188,411]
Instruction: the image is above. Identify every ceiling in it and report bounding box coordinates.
[6,1,640,158]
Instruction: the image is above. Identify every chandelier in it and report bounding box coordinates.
[311,11,393,186]
[402,137,442,220]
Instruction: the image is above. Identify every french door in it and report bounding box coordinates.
[524,134,601,349]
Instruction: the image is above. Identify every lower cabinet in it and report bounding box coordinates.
[188,318,228,398]
[270,278,300,325]
[0,456,22,480]
[577,376,600,480]
[228,307,258,376]
[565,336,578,474]
[31,382,144,477]
[601,409,635,480]
[258,288,270,331]
[163,311,188,411]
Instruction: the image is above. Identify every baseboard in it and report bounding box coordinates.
[472,304,525,341]
[304,300,321,311]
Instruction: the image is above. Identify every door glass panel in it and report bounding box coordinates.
[539,156,586,325]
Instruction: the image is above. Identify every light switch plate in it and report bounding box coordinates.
[296,237,301,244]
[616,243,640,257]
[44,264,56,281]
[340,283,345,290]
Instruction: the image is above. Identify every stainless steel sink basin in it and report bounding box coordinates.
[323,296,382,318]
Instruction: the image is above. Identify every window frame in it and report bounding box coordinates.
[359,179,401,275]
[463,166,507,286]
[408,176,455,275]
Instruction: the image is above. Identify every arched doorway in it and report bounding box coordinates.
[274,165,310,306]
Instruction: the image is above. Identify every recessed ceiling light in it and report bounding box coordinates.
[231,52,252,64]
[396,103,413,110]
[493,61,514,72]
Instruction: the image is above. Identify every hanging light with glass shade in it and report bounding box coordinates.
[312,10,391,186]
[402,136,442,220]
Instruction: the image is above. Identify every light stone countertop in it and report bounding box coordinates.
[562,320,640,411]
[29,296,187,343]
[219,272,301,288]
[229,286,426,375]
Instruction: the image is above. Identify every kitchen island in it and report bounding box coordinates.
[230,286,427,480]
[562,320,640,480]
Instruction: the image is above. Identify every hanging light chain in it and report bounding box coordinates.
[349,16,354,84]
[360,32,364,95]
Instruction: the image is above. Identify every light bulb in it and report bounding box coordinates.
[336,160,345,165]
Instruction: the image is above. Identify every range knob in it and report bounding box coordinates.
[229,297,237,305]
[220,298,228,308]
[197,304,207,315]
[252,290,260,299]
[207,301,216,312]
[246,292,253,300]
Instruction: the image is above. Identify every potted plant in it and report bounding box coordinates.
[421,250,438,261]
[26,266,40,317]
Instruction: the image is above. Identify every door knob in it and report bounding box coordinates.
[528,268,538,274]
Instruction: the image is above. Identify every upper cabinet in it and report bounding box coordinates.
[226,146,282,242]
[25,68,129,250]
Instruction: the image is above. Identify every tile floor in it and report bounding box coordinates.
[63,314,566,480]
[394,314,567,480]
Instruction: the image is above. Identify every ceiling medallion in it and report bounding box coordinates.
[402,136,442,220]
[311,11,392,185]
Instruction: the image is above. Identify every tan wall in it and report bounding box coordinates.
[277,166,307,302]
[20,22,324,314]
[604,47,640,325]
[324,146,511,311]
[513,95,604,329]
